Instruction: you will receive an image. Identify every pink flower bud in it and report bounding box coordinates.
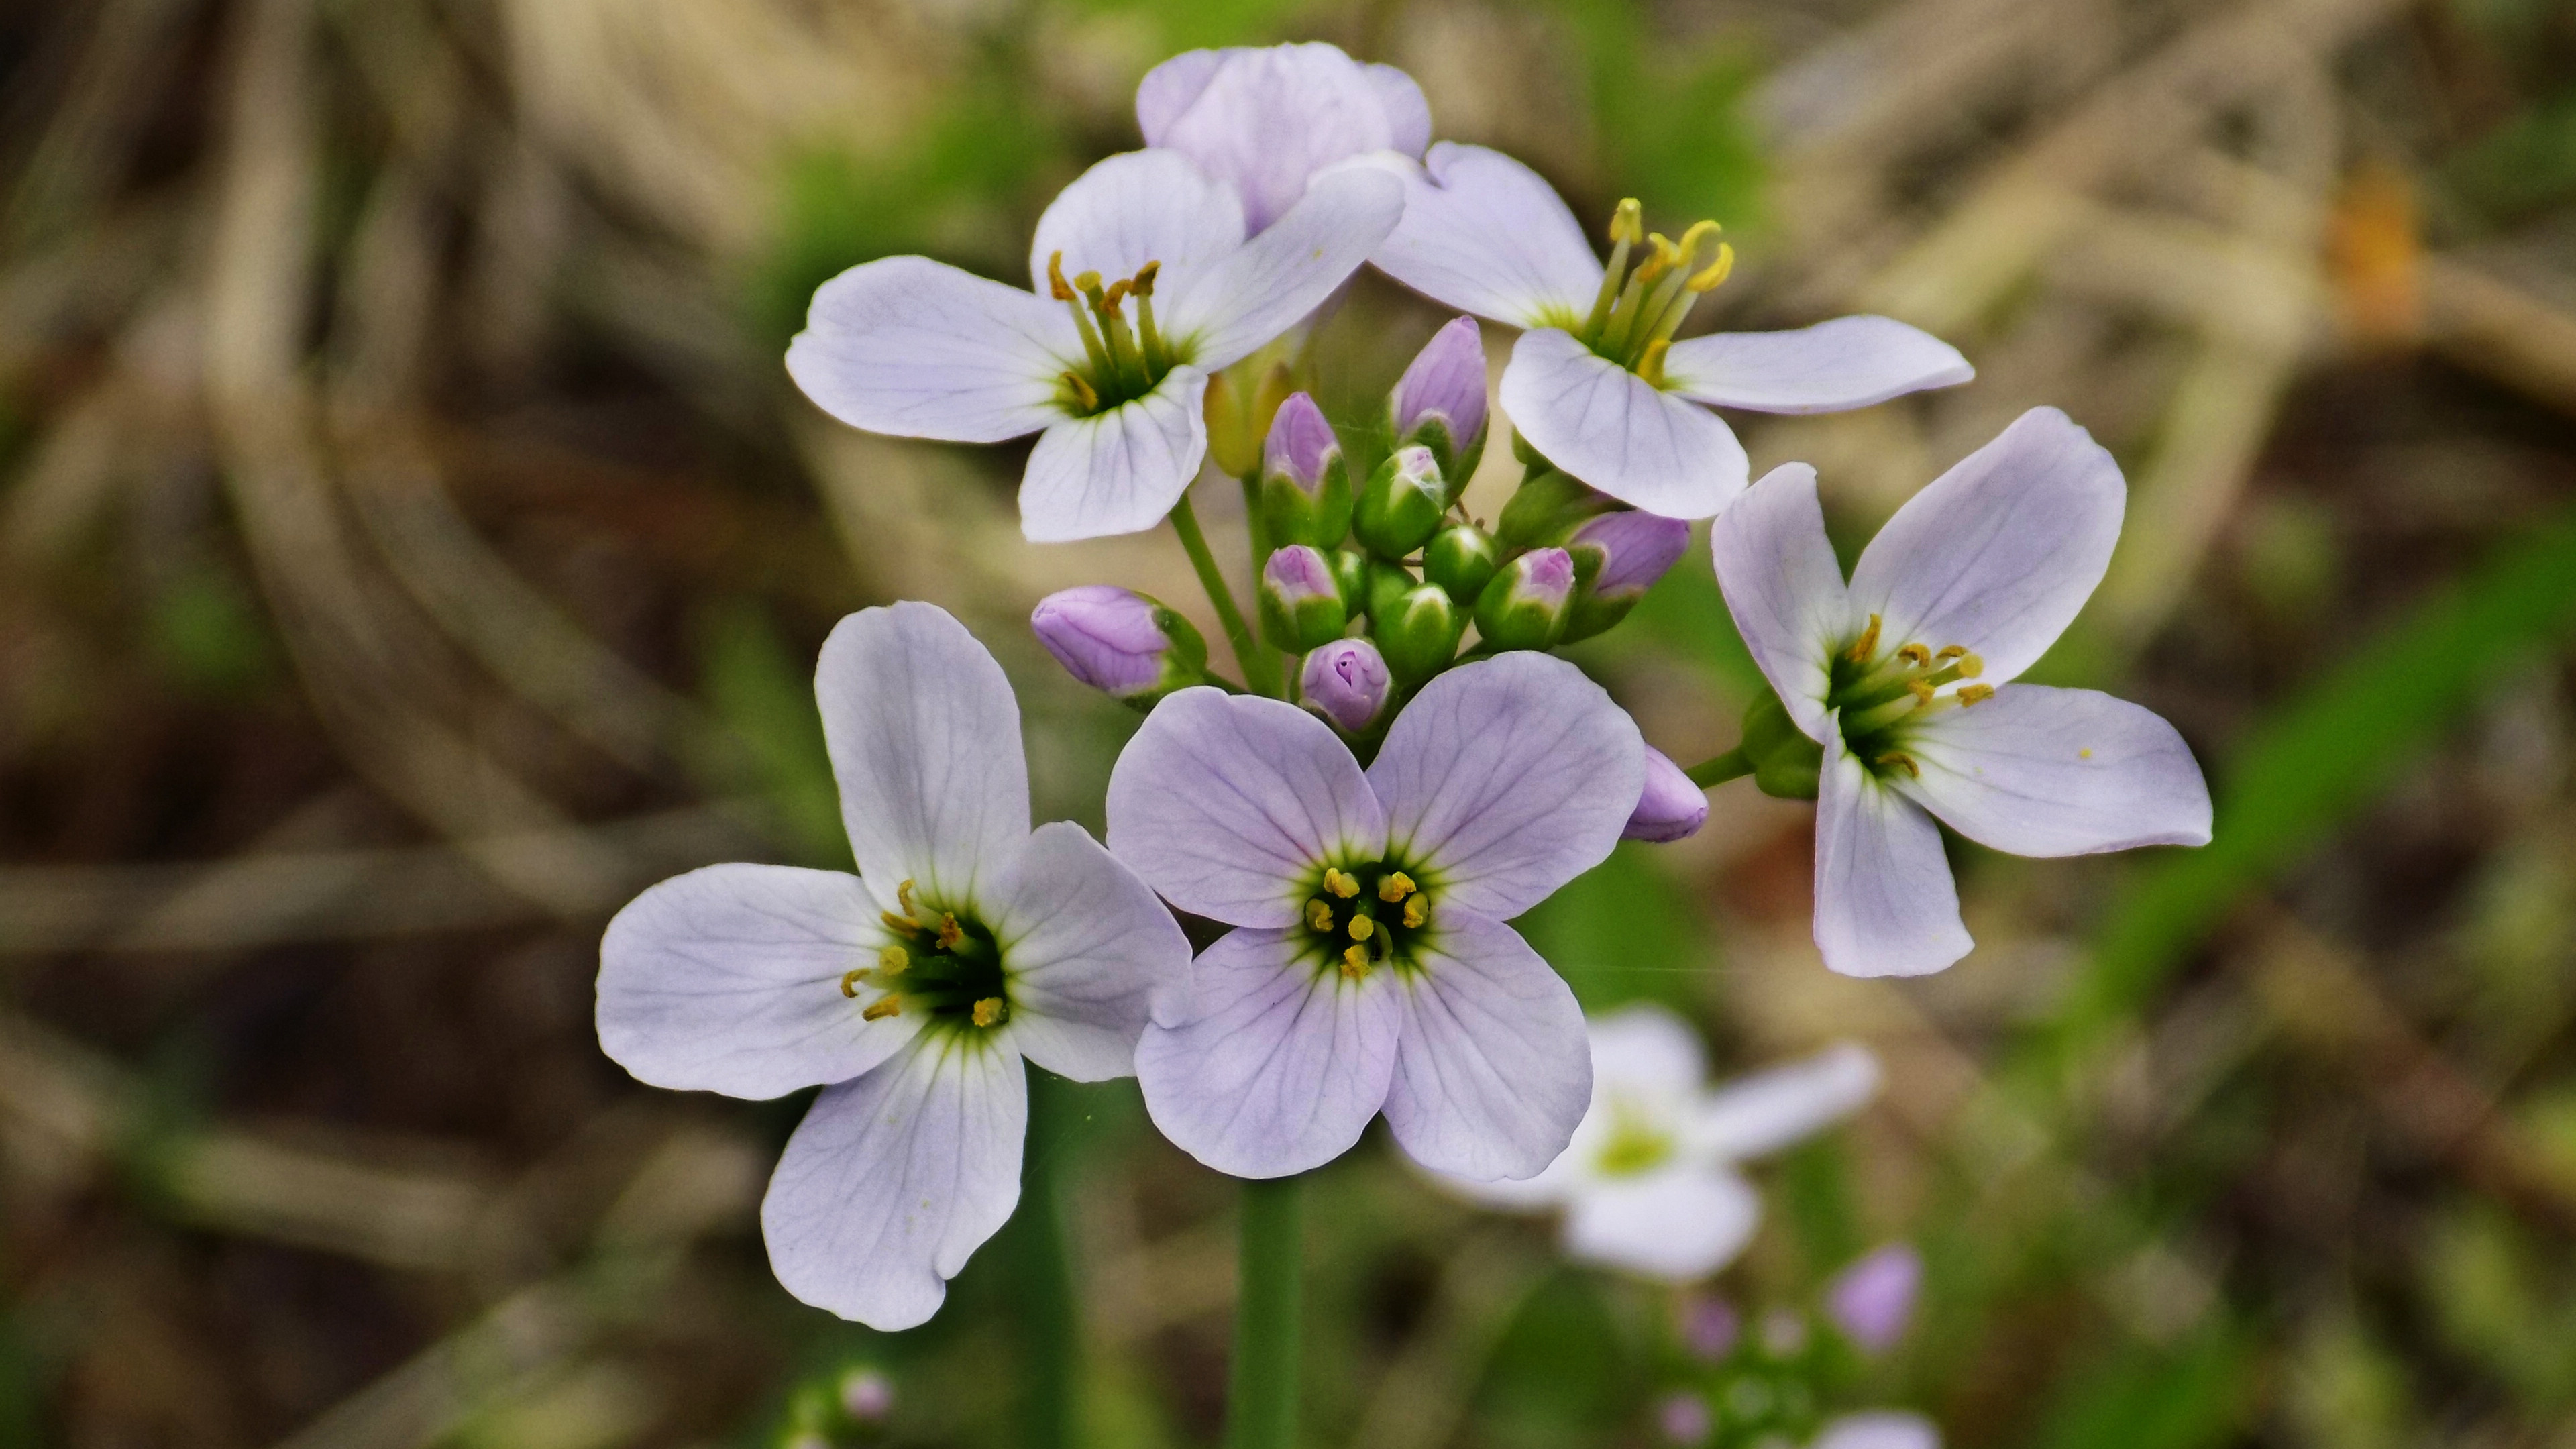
[1624,746,1709,842]
[1031,586,1204,702]
[1571,509,1690,600]
[1263,392,1342,495]
[1655,1391,1712,1445]
[839,1366,894,1423]
[1299,637,1391,732]
[1826,1243,1923,1353]
[1391,316,1488,472]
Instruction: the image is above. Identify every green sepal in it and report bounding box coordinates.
[1493,468,1621,553]
[1422,522,1500,608]
[1257,454,1353,551]
[1472,553,1571,653]
[1741,690,1823,800]
[1362,557,1417,626]
[1328,548,1373,615]
[1353,447,1447,559]
[1377,584,1465,680]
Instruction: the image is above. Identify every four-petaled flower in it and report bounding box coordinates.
[596,603,1189,1328]
[788,151,1401,543]
[1138,42,1430,235]
[1369,144,1973,519]
[1106,655,1646,1181]
[1434,1003,1879,1280]
[1712,406,2213,978]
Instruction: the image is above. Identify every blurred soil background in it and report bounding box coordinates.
[4,0,2576,1445]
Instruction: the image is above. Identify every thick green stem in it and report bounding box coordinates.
[1173,495,1277,697]
[1226,1174,1303,1449]
[1011,1069,1082,1449]
[1686,747,1753,788]
[1239,469,1284,690]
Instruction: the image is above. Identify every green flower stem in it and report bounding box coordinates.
[1686,747,1753,788]
[1173,494,1277,697]
[1239,469,1285,689]
[1014,1068,1081,1449]
[1226,1173,1304,1449]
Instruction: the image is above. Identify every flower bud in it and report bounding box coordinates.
[1563,509,1692,642]
[1256,392,1352,549]
[1472,547,1574,652]
[1493,468,1621,552]
[1299,637,1391,733]
[1678,1295,1741,1362]
[1203,358,1297,478]
[839,1366,895,1424]
[1376,584,1464,680]
[1389,316,1489,488]
[1352,445,1447,559]
[1257,545,1349,651]
[1623,746,1708,842]
[1655,1392,1711,1446]
[1825,1244,1922,1354]
[1740,690,1822,800]
[1422,521,1499,607]
[1361,556,1417,625]
[1030,586,1205,707]
[1328,547,1372,615]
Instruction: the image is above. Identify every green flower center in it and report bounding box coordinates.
[841,879,1010,1032]
[1537,199,1735,389]
[1298,859,1434,979]
[1591,1102,1676,1177]
[1825,612,1996,782]
[1048,251,1181,417]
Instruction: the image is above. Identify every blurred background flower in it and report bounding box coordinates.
[3,0,2575,1446]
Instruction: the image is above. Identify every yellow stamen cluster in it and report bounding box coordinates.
[1831,614,1998,778]
[971,998,1005,1028]
[850,877,1010,1030]
[1050,250,1171,415]
[1324,868,1362,898]
[1307,866,1430,979]
[1580,202,1737,384]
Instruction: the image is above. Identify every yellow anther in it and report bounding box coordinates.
[1955,652,1985,678]
[1876,751,1921,779]
[1102,279,1130,313]
[1306,899,1335,933]
[1674,219,1722,259]
[881,911,922,936]
[1609,198,1643,244]
[1062,371,1099,411]
[1684,241,1735,293]
[1935,645,1966,662]
[1046,252,1075,302]
[1340,945,1369,977]
[1844,614,1883,663]
[1073,269,1102,293]
[1633,233,1681,284]
[1349,916,1375,943]
[1130,260,1160,297]
[1324,869,1360,899]
[862,995,903,1020]
[1638,338,1670,388]
[971,997,1006,1028]
[1402,896,1427,929]
[1377,872,1415,903]
[1897,643,1932,668]
[1957,684,1996,706]
[1907,678,1935,704]
[897,880,920,916]
[878,945,910,975]
[936,913,965,950]
[839,969,866,998]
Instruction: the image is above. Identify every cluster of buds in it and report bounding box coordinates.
[1655,1248,1929,1448]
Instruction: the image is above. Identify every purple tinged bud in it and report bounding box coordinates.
[1264,391,1341,494]
[1655,1391,1712,1446]
[839,1367,894,1424]
[1391,316,1489,480]
[1678,1295,1740,1362]
[1572,510,1691,599]
[1626,746,1709,842]
[1521,547,1575,601]
[1826,1244,1923,1354]
[1299,637,1391,733]
[1031,585,1204,703]
[1263,543,1338,602]
[1258,544,1350,649]
[1473,546,1576,651]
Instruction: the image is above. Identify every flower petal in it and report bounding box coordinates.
[761,1032,1026,1330]
[987,820,1191,1080]
[1500,329,1750,519]
[787,256,1079,443]
[597,864,916,1098]
[1426,1146,1582,1210]
[1135,927,1401,1178]
[1895,685,2212,857]
[1815,712,1972,977]
[1369,652,1643,920]
[1369,142,1605,330]
[1165,164,1403,372]
[1561,1165,1762,1281]
[1662,315,1974,415]
[1107,687,1388,928]
[1711,462,1850,743]
[1018,366,1211,543]
[1028,149,1246,293]
[1587,1002,1708,1099]
[1847,407,2123,684]
[816,603,1029,914]
[1135,44,1429,233]
[1382,911,1591,1181]
[1693,1041,1879,1161]
[1814,1413,1943,1449]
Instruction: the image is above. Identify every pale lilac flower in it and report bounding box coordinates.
[1826,1244,1923,1352]
[1299,637,1393,733]
[1106,655,1646,1179]
[1368,144,1972,518]
[1435,1004,1878,1281]
[788,152,1401,543]
[1137,42,1430,235]
[597,604,1189,1329]
[1813,1413,1941,1449]
[1625,745,1708,842]
[1711,407,2214,978]
[1032,585,1205,702]
[1658,1391,1713,1444]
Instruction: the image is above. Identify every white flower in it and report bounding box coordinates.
[1712,407,2214,979]
[1436,1004,1879,1281]
[595,603,1189,1329]
[1367,143,1972,519]
[786,151,1401,543]
[1105,653,1645,1181]
[1138,42,1430,235]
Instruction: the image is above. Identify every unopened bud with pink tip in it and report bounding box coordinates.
[1031,586,1206,707]
[1473,545,1574,651]
[1624,746,1709,842]
[1258,545,1350,650]
[1389,315,1489,487]
[1562,508,1690,641]
[1257,392,1351,549]
[1299,637,1392,733]
[1826,1243,1923,1354]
